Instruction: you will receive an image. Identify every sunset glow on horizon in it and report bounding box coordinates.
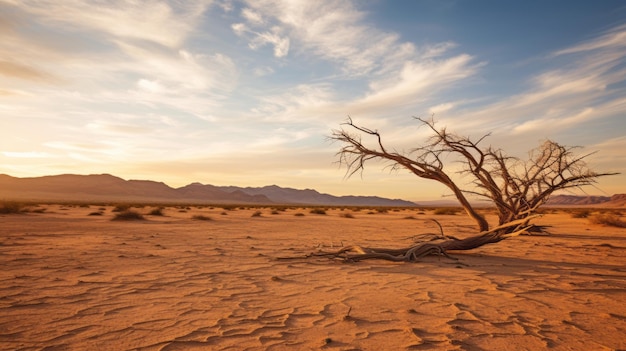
[1,0,625,201]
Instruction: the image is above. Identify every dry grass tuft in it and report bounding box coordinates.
[192,214,213,221]
[589,213,626,227]
[433,207,461,215]
[148,207,165,216]
[571,209,591,218]
[112,210,145,221]
[0,201,27,214]
[112,204,131,212]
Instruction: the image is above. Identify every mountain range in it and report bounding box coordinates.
[1,173,623,207]
[546,194,626,207]
[0,174,416,207]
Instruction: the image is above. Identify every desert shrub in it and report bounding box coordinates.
[403,215,417,220]
[251,211,263,217]
[0,201,26,214]
[88,211,103,216]
[340,212,355,218]
[376,208,388,214]
[148,207,165,216]
[433,207,460,215]
[221,211,228,215]
[271,210,280,215]
[112,210,145,221]
[310,208,327,215]
[222,205,237,211]
[112,204,130,212]
[589,213,626,227]
[571,210,591,218]
[294,212,305,217]
[192,214,213,221]
[31,207,46,213]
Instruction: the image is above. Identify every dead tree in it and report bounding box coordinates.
[313,117,617,262]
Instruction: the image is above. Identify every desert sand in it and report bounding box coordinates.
[1,205,625,350]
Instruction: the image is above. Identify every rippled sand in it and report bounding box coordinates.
[1,205,625,350]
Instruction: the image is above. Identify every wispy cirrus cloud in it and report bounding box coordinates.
[234,0,412,75]
[232,0,479,126]
[434,24,626,137]
[0,0,238,126]
[6,0,212,48]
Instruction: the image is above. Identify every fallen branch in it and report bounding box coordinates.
[298,215,541,263]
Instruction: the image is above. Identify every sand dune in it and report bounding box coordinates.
[1,206,625,350]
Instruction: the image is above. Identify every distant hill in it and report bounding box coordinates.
[603,194,626,207]
[0,174,415,207]
[546,194,626,207]
[218,184,416,207]
[546,195,611,206]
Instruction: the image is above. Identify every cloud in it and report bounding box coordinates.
[1,151,50,158]
[9,0,212,48]
[437,24,626,136]
[227,0,480,130]
[0,60,57,82]
[237,0,408,75]
[429,102,455,115]
[552,24,626,56]
[232,22,290,57]
[351,54,479,112]
[241,7,264,25]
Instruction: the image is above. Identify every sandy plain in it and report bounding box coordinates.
[1,204,625,351]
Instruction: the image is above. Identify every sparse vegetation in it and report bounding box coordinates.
[148,207,165,216]
[192,214,213,221]
[294,212,305,217]
[0,201,26,214]
[112,210,145,221]
[112,204,130,212]
[310,208,327,215]
[571,209,591,218]
[88,211,103,216]
[340,212,355,218]
[589,213,626,227]
[251,211,263,217]
[433,208,461,215]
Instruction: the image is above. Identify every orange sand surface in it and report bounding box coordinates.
[1,205,625,350]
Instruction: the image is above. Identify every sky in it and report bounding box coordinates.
[1,0,625,201]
